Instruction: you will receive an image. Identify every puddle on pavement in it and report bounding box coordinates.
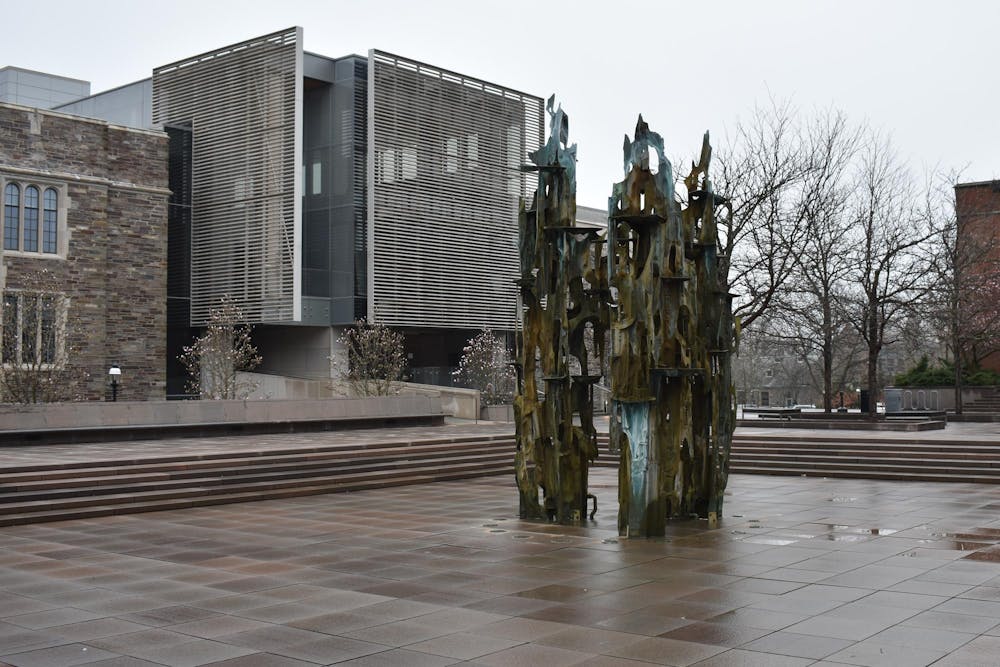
[740,536,799,546]
[821,534,871,542]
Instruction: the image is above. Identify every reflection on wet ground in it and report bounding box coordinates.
[0,461,998,665]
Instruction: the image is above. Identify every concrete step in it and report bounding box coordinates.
[0,451,512,501]
[733,443,1000,459]
[0,440,514,488]
[593,435,1000,483]
[0,459,514,518]
[0,437,517,526]
[0,464,513,527]
[729,465,1000,484]
[730,456,1000,476]
[0,435,515,476]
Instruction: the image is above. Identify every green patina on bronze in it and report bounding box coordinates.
[514,97,609,523]
[608,117,737,536]
[515,106,737,535]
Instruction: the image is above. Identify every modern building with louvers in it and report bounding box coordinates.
[54,27,545,394]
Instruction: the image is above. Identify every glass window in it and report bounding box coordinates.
[311,162,322,195]
[401,146,417,180]
[43,188,57,253]
[40,295,57,364]
[2,181,64,256]
[381,149,396,183]
[23,186,39,252]
[20,295,38,364]
[466,134,479,169]
[4,183,19,251]
[445,138,458,173]
[2,293,18,364]
[1,291,63,367]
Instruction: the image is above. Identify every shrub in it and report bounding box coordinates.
[453,328,516,405]
[336,320,406,396]
[179,296,261,399]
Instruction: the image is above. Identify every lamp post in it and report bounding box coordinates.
[108,365,121,402]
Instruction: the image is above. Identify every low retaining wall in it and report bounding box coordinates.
[737,418,946,431]
[396,382,481,420]
[234,373,483,420]
[0,395,443,433]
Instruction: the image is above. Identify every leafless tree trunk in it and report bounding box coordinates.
[778,111,864,412]
[847,135,936,419]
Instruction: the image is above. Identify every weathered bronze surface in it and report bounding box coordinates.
[608,118,737,536]
[514,108,736,535]
[514,98,610,523]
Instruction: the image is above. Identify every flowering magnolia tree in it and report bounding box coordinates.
[454,328,515,406]
[179,296,262,400]
[336,320,406,396]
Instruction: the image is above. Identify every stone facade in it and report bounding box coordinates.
[0,103,169,401]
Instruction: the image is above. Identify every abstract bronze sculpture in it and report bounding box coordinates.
[514,104,736,536]
[608,118,736,536]
[514,98,609,523]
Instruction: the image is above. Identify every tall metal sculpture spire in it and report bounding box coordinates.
[514,97,609,523]
[608,118,737,535]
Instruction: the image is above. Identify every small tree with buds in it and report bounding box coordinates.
[453,328,515,406]
[179,296,262,400]
[336,319,406,396]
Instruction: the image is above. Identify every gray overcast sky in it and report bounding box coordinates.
[4,0,998,207]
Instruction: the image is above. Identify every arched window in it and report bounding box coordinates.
[43,188,58,253]
[0,181,63,255]
[3,183,19,251]
[23,185,39,252]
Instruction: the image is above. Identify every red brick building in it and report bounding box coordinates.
[955,179,1000,373]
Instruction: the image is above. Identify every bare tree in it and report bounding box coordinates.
[179,296,262,400]
[847,135,937,416]
[336,320,406,397]
[771,111,864,411]
[715,98,810,330]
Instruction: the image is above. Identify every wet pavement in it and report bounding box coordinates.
[0,423,999,665]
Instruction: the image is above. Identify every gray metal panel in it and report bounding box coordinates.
[54,79,152,129]
[0,67,90,109]
[152,28,303,326]
[368,50,543,329]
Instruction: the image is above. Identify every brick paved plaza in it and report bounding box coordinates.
[0,428,999,666]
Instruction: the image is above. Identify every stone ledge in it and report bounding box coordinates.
[0,396,445,445]
[736,419,946,431]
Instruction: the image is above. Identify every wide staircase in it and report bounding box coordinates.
[595,433,1000,483]
[0,435,515,527]
[961,387,1000,413]
[4,429,998,527]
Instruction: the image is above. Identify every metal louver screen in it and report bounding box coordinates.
[153,28,303,325]
[368,50,543,329]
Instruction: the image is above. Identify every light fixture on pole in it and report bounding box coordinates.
[108,365,121,402]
